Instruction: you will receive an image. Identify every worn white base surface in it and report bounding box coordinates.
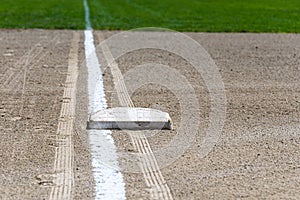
[87,107,173,130]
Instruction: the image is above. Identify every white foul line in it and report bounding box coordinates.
[83,0,126,199]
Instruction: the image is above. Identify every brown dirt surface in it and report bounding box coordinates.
[1,30,300,199]
[96,31,300,199]
[0,29,71,199]
[0,30,94,200]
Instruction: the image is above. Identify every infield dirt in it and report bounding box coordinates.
[1,30,300,199]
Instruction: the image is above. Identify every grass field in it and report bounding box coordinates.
[1,0,300,32]
[0,0,85,29]
[89,0,300,32]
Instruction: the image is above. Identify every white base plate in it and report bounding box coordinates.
[87,107,173,130]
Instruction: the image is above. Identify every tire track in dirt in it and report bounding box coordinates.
[49,32,79,200]
[97,32,173,200]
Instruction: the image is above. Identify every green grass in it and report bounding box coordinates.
[0,0,300,32]
[0,0,85,29]
[89,0,300,32]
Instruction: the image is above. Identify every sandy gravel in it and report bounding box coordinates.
[1,30,300,199]
[0,30,94,200]
[96,31,300,199]
[0,29,71,198]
